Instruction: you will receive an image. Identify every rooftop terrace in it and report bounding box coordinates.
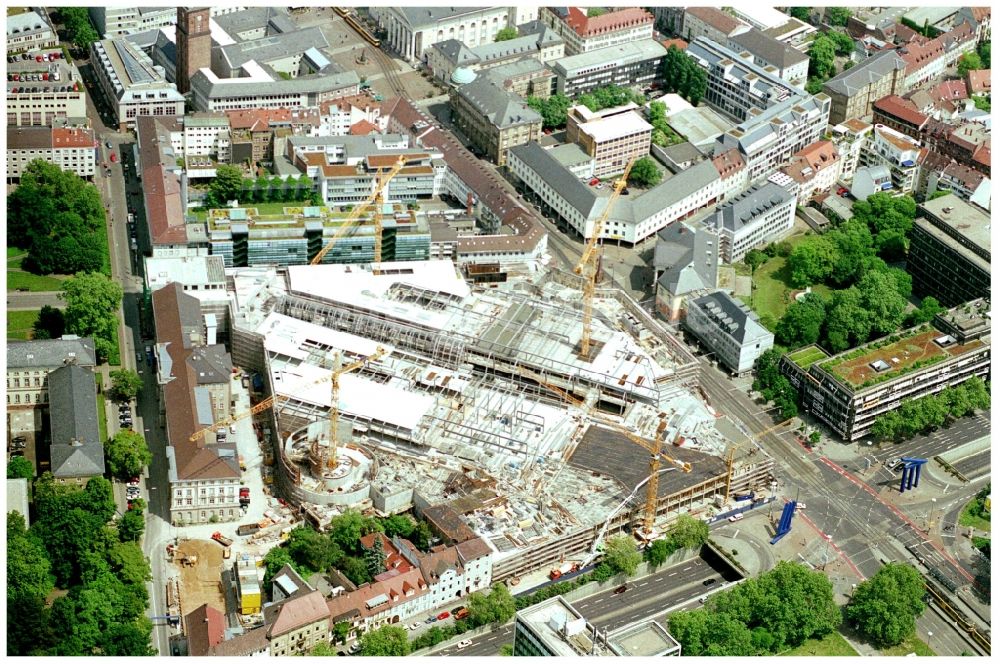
[786,344,829,369]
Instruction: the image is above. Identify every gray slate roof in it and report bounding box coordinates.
[397,7,486,30]
[690,291,770,344]
[729,28,808,69]
[654,221,718,296]
[7,337,97,369]
[714,182,794,231]
[454,78,541,128]
[508,141,603,218]
[190,68,359,101]
[823,49,907,97]
[213,7,295,39]
[48,364,105,479]
[218,27,329,72]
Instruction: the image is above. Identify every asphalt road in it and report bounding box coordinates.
[883,413,990,466]
[434,557,721,656]
[6,291,63,310]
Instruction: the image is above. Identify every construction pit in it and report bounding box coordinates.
[172,538,228,617]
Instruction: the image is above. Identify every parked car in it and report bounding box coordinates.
[437,611,450,621]
[702,578,716,586]
[795,503,806,510]
[409,622,421,630]
[425,616,437,624]
[127,476,140,486]
[728,513,744,522]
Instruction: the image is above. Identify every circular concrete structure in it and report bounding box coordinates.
[280,420,376,507]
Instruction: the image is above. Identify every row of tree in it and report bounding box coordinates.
[7,475,155,656]
[667,561,841,655]
[525,93,572,130]
[60,272,123,363]
[660,45,707,106]
[205,165,318,209]
[871,377,990,441]
[8,160,107,276]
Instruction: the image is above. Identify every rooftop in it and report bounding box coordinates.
[7,337,97,369]
[553,39,667,76]
[516,596,608,657]
[563,6,653,38]
[453,78,541,129]
[729,28,809,69]
[606,620,682,657]
[786,344,830,369]
[919,193,991,255]
[823,49,907,97]
[714,182,794,232]
[685,7,747,36]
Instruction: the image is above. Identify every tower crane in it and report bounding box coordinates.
[309,156,407,266]
[573,157,635,358]
[310,346,387,474]
[724,418,792,500]
[514,365,690,536]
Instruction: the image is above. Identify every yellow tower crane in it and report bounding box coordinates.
[310,346,387,473]
[573,157,636,358]
[309,156,407,266]
[724,419,792,500]
[514,365,691,536]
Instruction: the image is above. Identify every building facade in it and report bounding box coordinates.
[6,60,87,127]
[190,68,360,113]
[6,10,57,53]
[553,39,667,96]
[682,7,750,45]
[566,104,652,178]
[7,124,97,181]
[710,181,796,263]
[449,78,541,166]
[6,337,97,409]
[822,50,907,125]
[541,7,653,55]
[907,194,991,308]
[781,300,990,440]
[370,7,524,63]
[90,38,186,130]
[726,28,809,87]
[781,140,840,204]
[175,7,212,95]
[858,124,925,194]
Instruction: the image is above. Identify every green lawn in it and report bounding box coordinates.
[7,310,40,340]
[191,199,315,221]
[959,498,991,532]
[96,375,108,442]
[881,634,935,657]
[780,631,859,656]
[740,235,832,322]
[7,270,68,292]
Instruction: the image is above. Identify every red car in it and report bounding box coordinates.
[437,611,450,621]
[109,152,117,163]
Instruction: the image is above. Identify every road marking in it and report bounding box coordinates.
[639,581,648,587]
[668,572,677,577]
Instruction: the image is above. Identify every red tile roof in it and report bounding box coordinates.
[185,604,226,657]
[661,38,688,51]
[266,590,330,638]
[712,148,745,178]
[136,116,188,246]
[966,69,991,95]
[685,7,744,35]
[873,95,928,128]
[349,119,380,135]
[51,127,95,148]
[929,79,969,102]
[564,7,653,38]
[793,140,839,171]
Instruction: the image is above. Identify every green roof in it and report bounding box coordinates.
[787,344,829,369]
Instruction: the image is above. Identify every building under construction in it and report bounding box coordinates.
[225,260,774,581]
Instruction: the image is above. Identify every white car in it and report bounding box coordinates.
[410,622,421,630]
[456,640,473,650]
[728,513,744,522]
[795,503,806,510]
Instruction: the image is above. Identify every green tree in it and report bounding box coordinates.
[106,541,152,587]
[7,456,34,480]
[958,52,984,77]
[789,8,811,22]
[340,555,372,586]
[603,535,641,576]
[287,525,343,573]
[468,582,517,626]
[827,31,856,56]
[62,272,123,362]
[668,609,713,655]
[32,305,66,340]
[411,520,433,551]
[211,164,245,205]
[59,7,100,48]
[7,512,54,604]
[808,35,837,80]
[661,46,707,105]
[380,514,415,539]
[628,157,662,187]
[827,7,853,26]
[665,514,710,550]
[787,236,836,287]
[494,26,518,41]
[101,621,157,656]
[328,509,383,555]
[846,563,925,647]
[526,93,572,130]
[856,270,907,336]
[359,624,410,656]
[117,510,145,542]
[776,293,826,348]
[499,643,514,656]
[823,287,871,352]
[108,368,143,403]
[977,41,990,64]
[644,539,672,567]
[104,430,152,480]
[827,218,875,286]
[364,534,387,577]
[262,545,296,588]
[744,249,768,273]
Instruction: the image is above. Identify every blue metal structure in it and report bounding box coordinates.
[898,457,928,493]
[770,501,797,544]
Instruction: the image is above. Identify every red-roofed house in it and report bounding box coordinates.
[320,93,385,135]
[711,148,748,202]
[350,119,381,136]
[966,69,991,96]
[682,7,750,46]
[7,124,96,179]
[919,151,992,210]
[264,590,331,657]
[545,7,654,55]
[900,20,977,88]
[957,7,991,43]
[872,95,929,139]
[184,604,226,657]
[781,140,840,204]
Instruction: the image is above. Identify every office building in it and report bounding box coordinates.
[7,337,97,409]
[553,39,667,96]
[6,9,57,53]
[709,182,796,263]
[653,221,720,322]
[6,59,86,127]
[822,50,907,125]
[426,22,564,85]
[685,291,774,375]
[908,194,991,307]
[7,124,97,181]
[541,7,653,55]
[189,66,359,113]
[566,103,652,177]
[781,299,990,440]
[781,140,840,205]
[449,78,541,166]
[89,7,178,38]
[90,38,186,130]
[726,28,809,87]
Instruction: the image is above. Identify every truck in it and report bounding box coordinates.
[239,486,250,505]
[237,523,260,537]
[548,562,579,580]
[211,532,233,547]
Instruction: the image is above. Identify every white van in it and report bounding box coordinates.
[728,513,744,522]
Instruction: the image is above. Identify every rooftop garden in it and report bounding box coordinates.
[786,344,829,369]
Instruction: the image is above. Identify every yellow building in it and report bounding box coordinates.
[235,556,262,615]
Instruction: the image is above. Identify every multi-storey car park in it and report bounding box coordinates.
[202,260,775,581]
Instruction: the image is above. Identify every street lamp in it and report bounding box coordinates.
[926,631,932,651]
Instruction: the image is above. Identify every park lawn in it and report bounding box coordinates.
[743,235,832,322]
[96,374,108,442]
[7,270,67,292]
[780,631,859,656]
[880,634,935,657]
[7,310,40,340]
[959,499,991,532]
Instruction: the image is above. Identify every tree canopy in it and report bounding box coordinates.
[846,563,925,647]
[104,430,152,480]
[359,625,410,656]
[108,369,143,403]
[7,456,34,480]
[467,583,516,626]
[7,160,106,276]
[752,349,799,419]
[628,157,662,187]
[872,377,990,441]
[775,293,826,348]
[62,272,122,363]
[603,535,642,576]
[789,8,811,22]
[827,31,856,56]
[665,514,710,550]
[526,93,572,130]
[787,236,837,288]
[827,7,853,26]
[32,305,66,340]
[58,8,100,48]
[494,26,518,41]
[808,35,837,80]
[661,46,708,105]
[958,52,984,77]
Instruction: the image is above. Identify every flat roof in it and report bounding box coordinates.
[607,620,681,657]
[577,110,653,143]
[666,107,732,147]
[918,194,991,254]
[516,597,604,657]
[786,344,830,369]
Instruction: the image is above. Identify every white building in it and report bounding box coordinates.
[182,113,231,160]
[6,9,57,53]
[319,94,386,137]
[726,28,809,88]
[541,7,653,55]
[88,6,244,38]
[89,38,185,130]
[6,123,97,181]
[859,124,925,194]
[565,103,652,178]
[830,119,873,184]
[709,182,796,263]
[6,61,86,127]
[370,7,531,63]
[684,291,774,375]
[553,39,668,96]
[189,64,359,112]
[781,140,841,205]
[682,7,750,45]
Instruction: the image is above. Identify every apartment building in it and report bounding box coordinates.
[781,140,840,204]
[426,22,564,85]
[264,591,331,657]
[900,21,977,89]
[370,7,530,63]
[858,124,926,194]
[685,291,774,375]
[7,337,97,410]
[6,9,57,53]
[566,103,652,178]
[713,93,831,184]
[90,38,185,130]
[907,194,991,308]
[919,151,991,210]
[6,60,86,127]
[553,39,667,96]
[781,299,990,441]
[712,148,750,203]
[957,7,991,43]
[653,221,720,322]
[449,78,541,166]
[686,37,797,123]
[153,283,241,525]
[822,49,907,124]
[509,141,721,244]
[726,28,809,87]
[481,58,558,100]
[682,7,750,45]
[182,113,231,160]
[319,94,386,136]
[6,124,97,181]
[709,182,796,263]
[541,7,653,55]
[227,108,320,165]
[828,117,872,179]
